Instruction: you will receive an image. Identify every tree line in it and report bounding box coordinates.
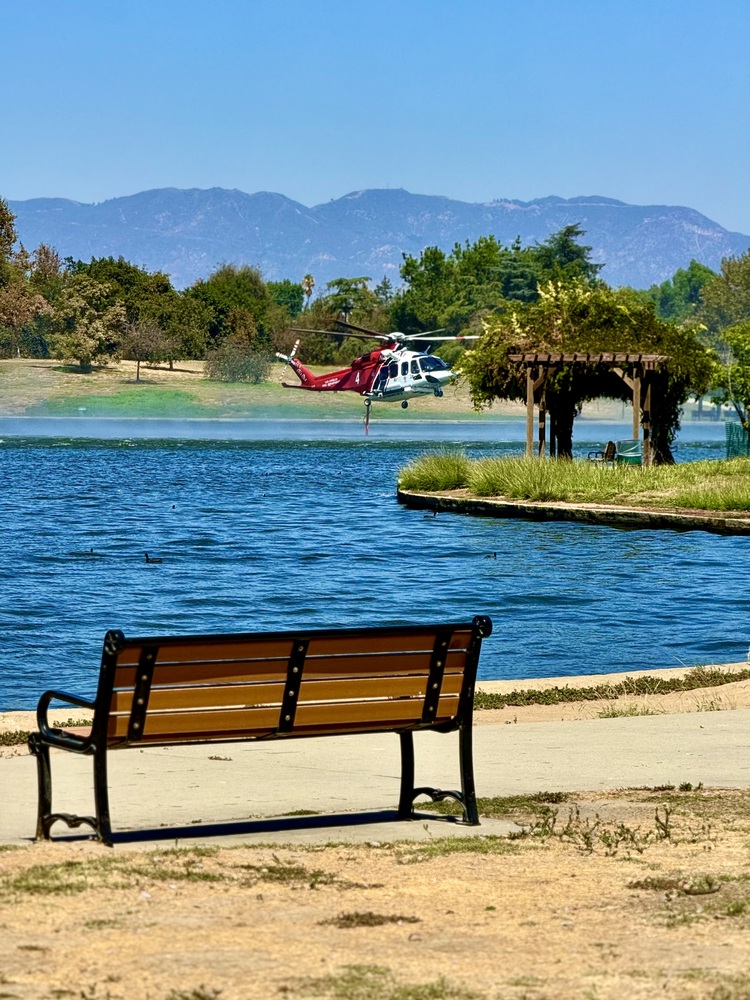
[1,196,750,461]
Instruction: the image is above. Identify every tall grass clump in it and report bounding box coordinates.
[467,456,640,502]
[399,454,750,511]
[398,450,471,491]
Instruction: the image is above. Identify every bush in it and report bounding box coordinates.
[205,342,273,383]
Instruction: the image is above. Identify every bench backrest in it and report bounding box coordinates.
[95,617,492,747]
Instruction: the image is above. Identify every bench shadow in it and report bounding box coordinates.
[112,808,472,844]
[44,808,472,845]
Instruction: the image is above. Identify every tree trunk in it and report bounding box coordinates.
[548,398,577,459]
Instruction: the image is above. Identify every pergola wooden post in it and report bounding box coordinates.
[511,353,667,464]
[524,364,553,457]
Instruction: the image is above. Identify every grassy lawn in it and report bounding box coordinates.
[0,358,526,422]
[398,450,750,511]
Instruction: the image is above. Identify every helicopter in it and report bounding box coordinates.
[275,321,478,431]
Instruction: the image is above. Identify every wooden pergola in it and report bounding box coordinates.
[508,352,669,466]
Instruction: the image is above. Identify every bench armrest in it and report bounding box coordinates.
[35,689,96,751]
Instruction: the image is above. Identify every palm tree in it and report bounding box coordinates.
[301,274,315,310]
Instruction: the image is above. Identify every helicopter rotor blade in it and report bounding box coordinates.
[331,319,389,338]
[290,327,389,342]
[406,334,480,342]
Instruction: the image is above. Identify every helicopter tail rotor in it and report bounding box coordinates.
[275,339,300,367]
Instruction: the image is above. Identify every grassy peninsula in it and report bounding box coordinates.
[398,451,750,512]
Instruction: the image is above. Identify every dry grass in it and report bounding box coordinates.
[3,789,750,999]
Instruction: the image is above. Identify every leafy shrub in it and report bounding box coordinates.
[205,342,273,383]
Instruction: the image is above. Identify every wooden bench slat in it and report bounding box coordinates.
[113,629,475,670]
[110,671,464,714]
[108,694,458,742]
[113,648,469,688]
[294,694,460,728]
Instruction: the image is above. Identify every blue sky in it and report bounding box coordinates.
[2,0,749,232]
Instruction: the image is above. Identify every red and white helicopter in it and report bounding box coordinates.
[275,321,477,431]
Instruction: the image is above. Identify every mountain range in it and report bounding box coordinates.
[8,187,750,291]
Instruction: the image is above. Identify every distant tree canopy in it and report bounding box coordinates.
[700,250,750,424]
[641,259,716,324]
[460,282,716,464]
[700,249,750,337]
[391,225,602,338]
[267,279,304,317]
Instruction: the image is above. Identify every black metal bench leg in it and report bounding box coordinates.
[93,746,113,846]
[397,732,415,818]
[28,734,52,841]
[459,723,479,825]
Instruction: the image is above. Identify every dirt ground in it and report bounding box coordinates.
[4,670,750,1000]
[2,788,750,1000]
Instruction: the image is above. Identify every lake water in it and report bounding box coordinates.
[1,417,746,711]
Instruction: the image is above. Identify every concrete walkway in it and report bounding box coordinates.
[3,708,750,848]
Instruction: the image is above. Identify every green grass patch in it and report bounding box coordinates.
[395,836,520,864]
[597,703,664,718]
[25,387,213,418]
[398,453,750,512]
[473,665,750,711]
[1,718,92,747]
[282,964,484,999]
[421,792,568,818]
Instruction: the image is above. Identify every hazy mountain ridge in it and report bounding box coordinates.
[9,187,750,290]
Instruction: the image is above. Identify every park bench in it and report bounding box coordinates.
[29,616,493,846]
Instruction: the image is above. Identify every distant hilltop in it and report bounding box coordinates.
[8,187,750,290]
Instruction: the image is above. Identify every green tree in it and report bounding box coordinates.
[0,198,18,270]
[48,274,126,370]
[713,321,750,425]
[642,260,715,322]
[69,255,206,364]
[532,224,603,284]
[186,264,273,350]
[0,202,51,356]
[323,276,375,319]
[391,227,599,339]
[460,281,715,463]
[119,321,166,381]
[700,250,750,336]
[267,279,304,317]
[374,275,394,304]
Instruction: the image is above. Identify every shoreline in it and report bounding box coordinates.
[397,487,750,535]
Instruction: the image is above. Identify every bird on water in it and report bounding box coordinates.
[144,552,163,564]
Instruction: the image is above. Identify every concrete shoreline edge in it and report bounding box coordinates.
[397,488,750,535]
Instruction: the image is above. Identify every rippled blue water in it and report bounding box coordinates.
[1,425,746,710]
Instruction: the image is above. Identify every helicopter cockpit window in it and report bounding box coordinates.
[389,361,399,378]
[419,356,450,372]
[410,359,421,377]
